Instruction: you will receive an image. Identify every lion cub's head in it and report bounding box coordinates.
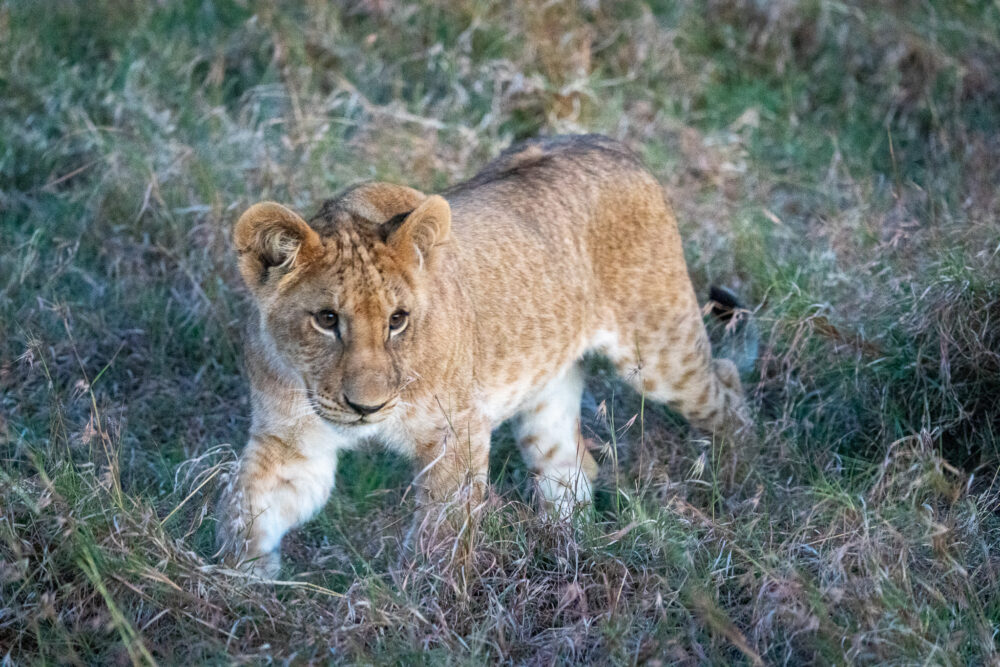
[233,183,451,426]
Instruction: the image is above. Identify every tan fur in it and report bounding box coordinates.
[216,135,749,575]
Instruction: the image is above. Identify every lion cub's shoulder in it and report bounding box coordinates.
[494,134,642,168]
[448,134,647,195]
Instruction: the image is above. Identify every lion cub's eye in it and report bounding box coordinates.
[314,310,339,331]
[388,310,408,334]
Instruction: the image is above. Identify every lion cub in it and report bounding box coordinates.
[217,135,748,575]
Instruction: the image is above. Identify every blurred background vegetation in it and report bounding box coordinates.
[1,0,999,663]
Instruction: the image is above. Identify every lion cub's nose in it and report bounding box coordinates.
[343,395,387,416]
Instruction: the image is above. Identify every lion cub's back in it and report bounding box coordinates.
[448,133,676,239]
[457,134,643,185]
[447,134,688,306]
[447,135,652,209]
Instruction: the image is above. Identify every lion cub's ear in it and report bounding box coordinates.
[381,195,451,270]
[234,202,323,289]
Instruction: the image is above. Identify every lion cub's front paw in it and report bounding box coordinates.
[217,536,283,579]
[537,473,594,522]
[215,498,283,579]
[239,551,282,579]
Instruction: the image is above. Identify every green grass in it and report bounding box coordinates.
[2,0,999,663]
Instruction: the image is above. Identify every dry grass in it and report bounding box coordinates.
[2,0,999,663]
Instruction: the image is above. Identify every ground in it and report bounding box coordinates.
[1,1,999,664]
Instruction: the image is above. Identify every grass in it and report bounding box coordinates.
[2,0,999,663]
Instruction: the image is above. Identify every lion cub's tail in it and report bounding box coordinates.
[707,285,759,377]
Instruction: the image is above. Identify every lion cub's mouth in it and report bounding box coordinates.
[307,390,396,426]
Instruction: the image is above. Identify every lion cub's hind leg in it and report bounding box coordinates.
[601,307,752,492]
[514,364,599,518]
[611,309,749,439]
